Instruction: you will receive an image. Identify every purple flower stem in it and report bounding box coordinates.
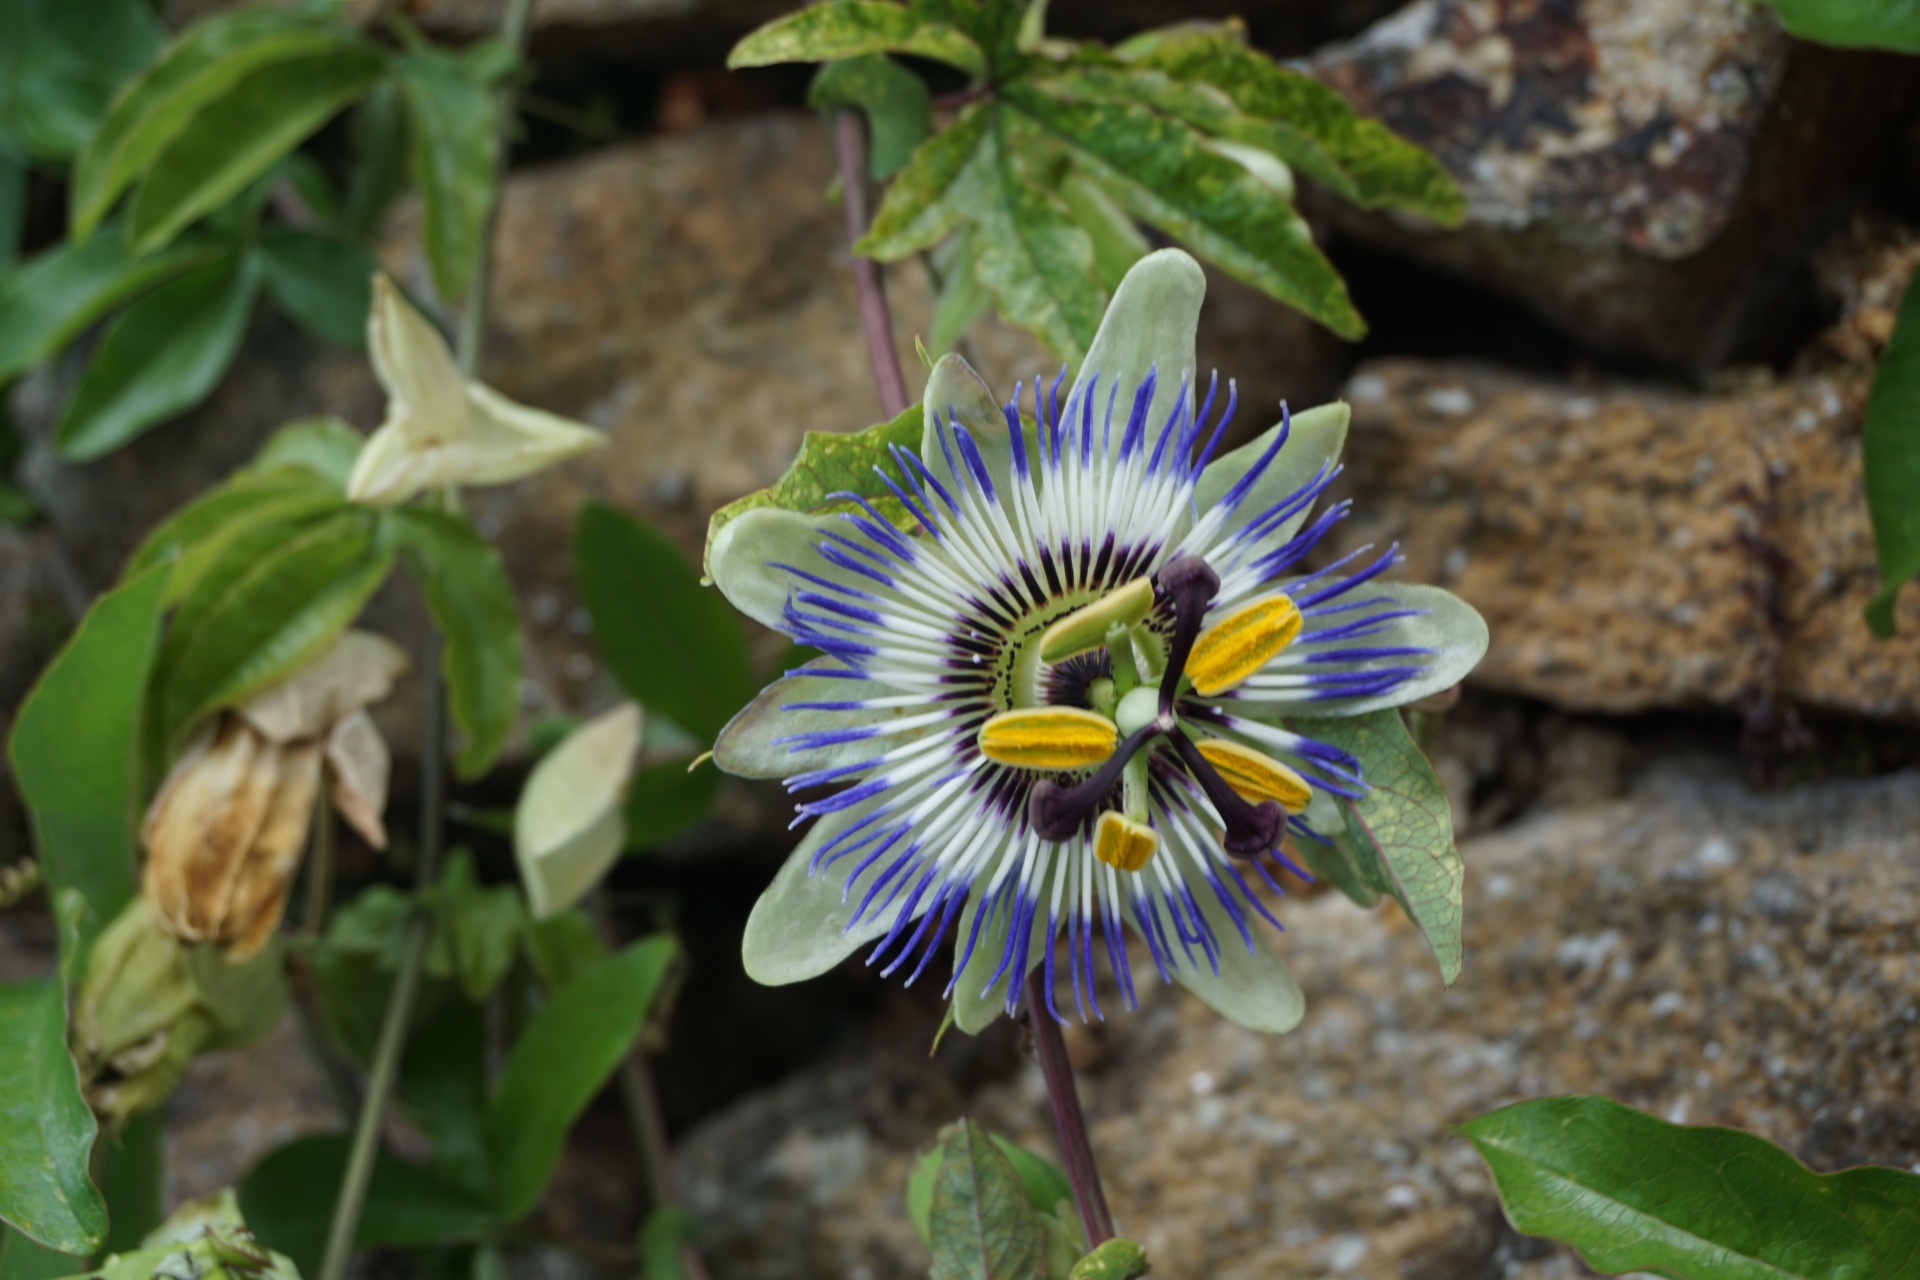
[1025,967,1117,1247]
[834,108,911,419]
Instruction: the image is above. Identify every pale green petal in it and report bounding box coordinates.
[919,350,1016,492]
[368,275,466,447]
[514,702,642,919]
[1224,583,1489,720]
[741,801,902,985]
[1062,248,1203,445]
[1169,883,1305,1034]
[456,382,606,486]
[1191,400,1349,549]
[707,506,855,632]
[950,882,1047,1033]
[715,661,932,779]
[345,416,434,504]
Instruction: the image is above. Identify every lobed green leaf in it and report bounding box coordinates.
[1067,1239,1150,1280]
[1005,82,1363,339]
[809,55,933,179]
[1864,265,1920,637]
[55,250,260,461]
[729,1,984,76]
[1115,25,1463,224]
[388,507,523,778]
[578,502,754,743]
[1466,1095,1920,1278]
[859,102,994,261]
[1287,709,1463,983]
[908,1126,1074,1247]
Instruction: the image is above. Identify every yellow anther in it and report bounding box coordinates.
[1194,738,1312,813]
[977,707,1118,770]
[1038,577,1155,663]
[1186,594,1301,696]
[1094,811,1159,872]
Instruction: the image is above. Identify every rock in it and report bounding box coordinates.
[1329,357,1920,720]
[675,753,1920,1279]
[1308,0,1919,369]
[12,112,1338,761]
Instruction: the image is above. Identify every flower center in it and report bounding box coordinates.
[976,555,1307,861]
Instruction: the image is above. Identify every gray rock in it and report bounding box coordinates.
[1309,0,1918,369]
[675,752,1920,1279]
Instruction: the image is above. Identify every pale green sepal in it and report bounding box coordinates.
[1169,884,1305,1034]
[514,702,642,919]
[742,802,900,985]
[706,506,849,633]
[949,883,1048,1033]
[1062,248,1203,448]
[1189,400,1349,548]
[1257,582,1487,718]
[920,350,1014,494]
[715,661,928,779]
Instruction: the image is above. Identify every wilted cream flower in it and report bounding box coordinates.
[142,631,408,957]
[345,275,605,504]
[514,702,642,920]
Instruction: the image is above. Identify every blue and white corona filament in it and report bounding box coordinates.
[710,250,1487,1033]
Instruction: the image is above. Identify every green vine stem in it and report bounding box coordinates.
[315,1,535,1276]
[1025,968,1115,1247]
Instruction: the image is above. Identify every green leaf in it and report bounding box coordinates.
[398,50,496,304]
[257,227,376,349]
[0,151,23,271]
[928,229,993,355]
[155,505,394,747]
[961,115,1103,360]
[69,8,357,240]
[8,563,170,961]
[0,230,218,384]
[1004,82,1363,339]
[519,910,606,990]
[483,936,677,1222]
[909,1127,1074,1246]
[1067,1239,1149,1280]
[0,1227,83,1280]
[400,984,490,1195]
[1465,1094,1920,1279]
[637,1207,699,1280]
[388,508,523,778]
[624,761,721,851]
[577,502,754,743]
[248,417,366,490]
[343,82,411,241]
[0,976,104,1256]
[125,469,344,600]
[1287,709,1463,983]
[1754,0,1920,52]
[1115,27,1463,224]
[427,852,525,1002]
[928,1118,1048,1280]
[729,1,984,76]
[859,102,993,260]
[0,0,162,165]
[705,405,925,590]
[95,1113,162,1254]
[125,45,387,257]
[809,56,933,179]
[55,250,260,460]
[1056,170,1148,291]
[240,1133,496,1280]
[1864,266,1920,637]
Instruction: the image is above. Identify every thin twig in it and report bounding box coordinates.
[315,1,535,1275]
[834,109,910,419]
[302,801,336,938]
[1024,968,1115,1247]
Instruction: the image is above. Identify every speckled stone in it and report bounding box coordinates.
[1326,357,1920,720]
[675,754,1920,1280]
[1308,0,1917,369]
